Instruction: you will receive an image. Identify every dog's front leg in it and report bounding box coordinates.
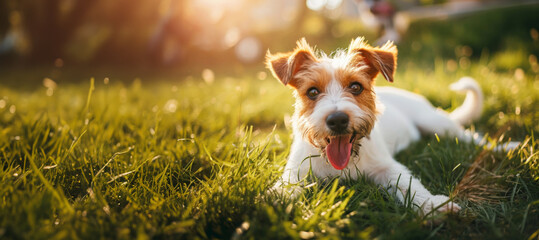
[367,159,461,214]
[270,138,321,197]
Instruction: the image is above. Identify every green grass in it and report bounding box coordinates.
[1,5,539,238]
[1,57,537,239]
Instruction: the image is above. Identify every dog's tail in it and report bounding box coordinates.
[449,77,483,125]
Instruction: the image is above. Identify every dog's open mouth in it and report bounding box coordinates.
[325,132,357,170]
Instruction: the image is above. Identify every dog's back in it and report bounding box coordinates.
[375,77,483,155]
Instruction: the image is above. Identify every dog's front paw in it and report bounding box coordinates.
[421,195,461,214]
[267,182,303,199]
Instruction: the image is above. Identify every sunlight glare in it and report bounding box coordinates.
[326,0,343,10]
[307,0,326,11]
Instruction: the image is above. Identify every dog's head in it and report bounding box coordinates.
[266,37,397,170]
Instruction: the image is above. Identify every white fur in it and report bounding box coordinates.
[449,77,483,125]
[273,76,514,214]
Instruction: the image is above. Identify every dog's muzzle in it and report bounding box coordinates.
[326,111,349,133]
[323,111,356,170]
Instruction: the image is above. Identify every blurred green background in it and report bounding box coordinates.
[0,0,538,86]
[0,1,538,239]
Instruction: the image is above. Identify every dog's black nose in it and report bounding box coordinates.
[326,111,349,132]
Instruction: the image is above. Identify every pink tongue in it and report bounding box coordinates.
[326,135,352,170]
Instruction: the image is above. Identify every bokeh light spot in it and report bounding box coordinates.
[514,68,525,81]
[164,99,178,113]
[54,58,64,68]
[224,28,241,48]
[531,28,538,41]
[459,57,470,69]
[446,59,457,72]
[235,37,262,63]
[326,0,343,10]
[257,71,267,80]
[43,78,57,89]
[307,0,327,11]
[202,69,215,84]
[43,78,57,96]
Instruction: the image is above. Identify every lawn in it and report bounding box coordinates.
[1,8,539,240]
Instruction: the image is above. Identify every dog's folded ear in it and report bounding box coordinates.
[266,38,317,87]
[348,37,397,83]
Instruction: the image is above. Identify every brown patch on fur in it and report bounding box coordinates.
[293,65,332,116]
[335,68,376,113]
[348,37,397,83]
[335,67,377,138]
[266,38,318,88]
[292,64,335,147]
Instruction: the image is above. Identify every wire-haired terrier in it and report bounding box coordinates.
[266,37,517,213]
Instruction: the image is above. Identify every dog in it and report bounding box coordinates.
[266,37,517,214]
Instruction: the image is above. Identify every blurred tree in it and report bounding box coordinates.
[145,0,199,66]
[1,0,312,67]
[0,1,10,33]
[3,0,533,70]
[17,0,96,63]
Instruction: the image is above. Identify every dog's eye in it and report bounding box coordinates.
[349,82,364,95]
[306,87,320,100]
